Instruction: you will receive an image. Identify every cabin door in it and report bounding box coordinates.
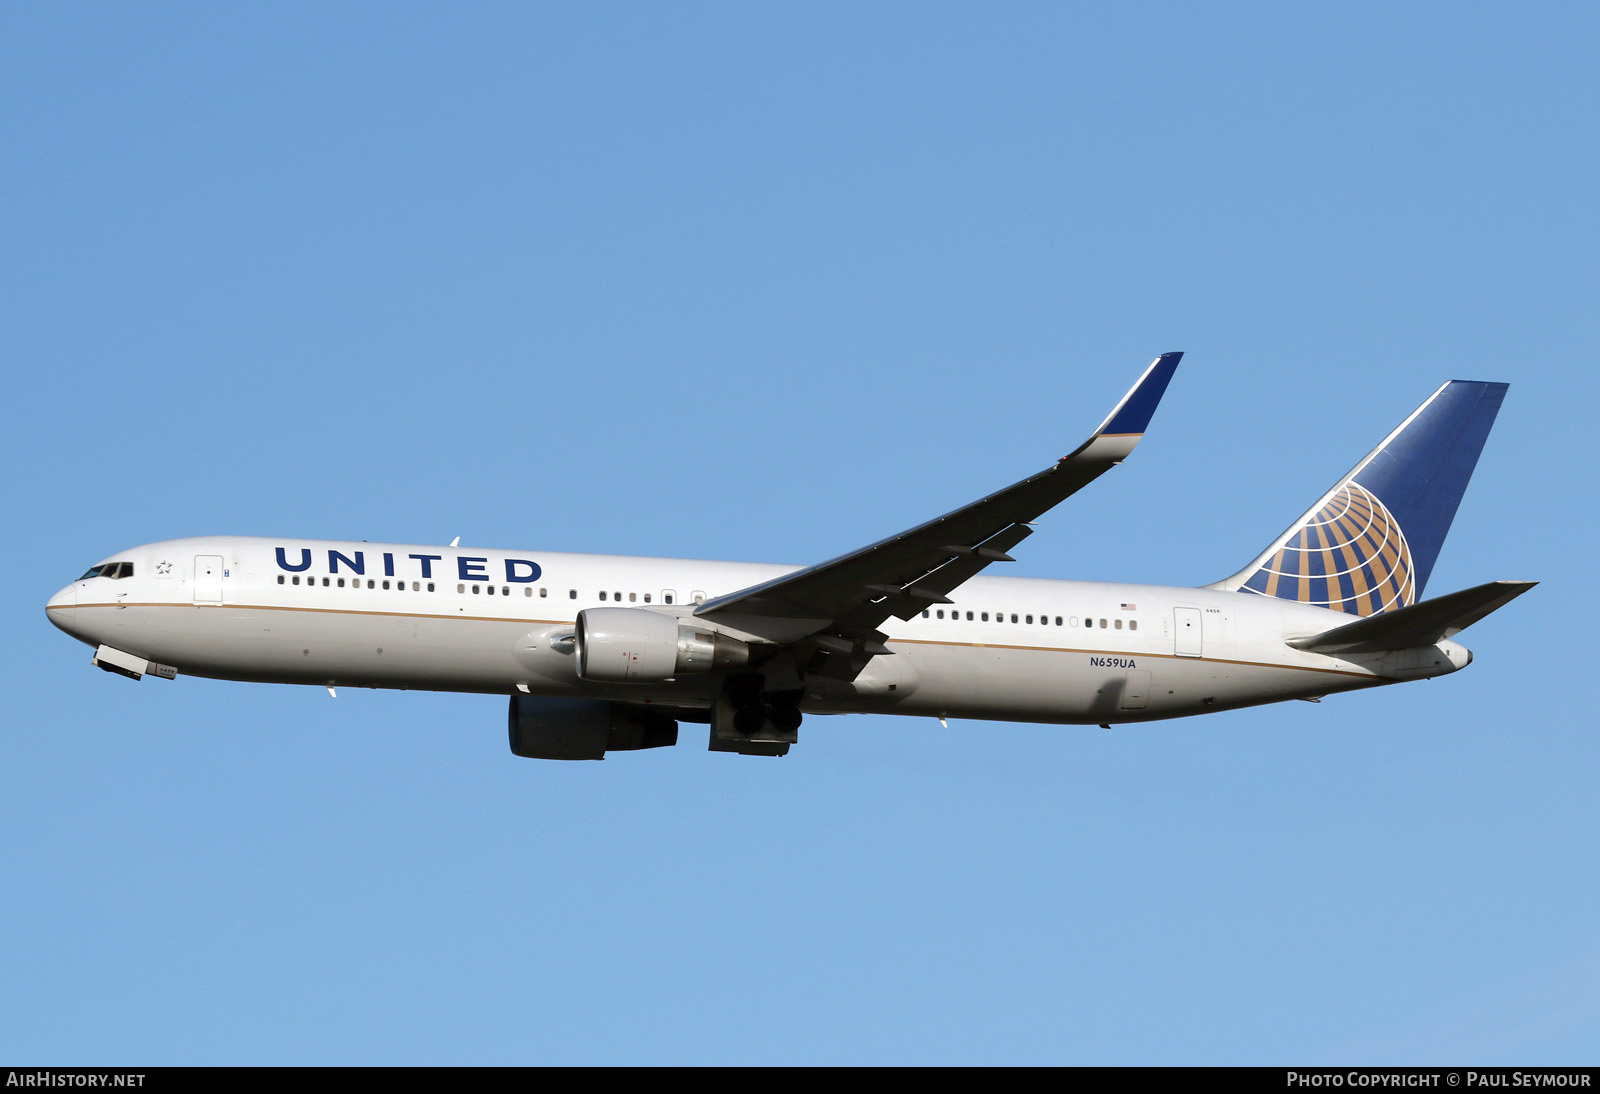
[194,555,224,605]
[1174,607,1203,657]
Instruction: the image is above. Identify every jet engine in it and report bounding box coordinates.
[507,695,679,760]
[574,607,750,684]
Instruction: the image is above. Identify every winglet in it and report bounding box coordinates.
[1067,351,1183,461]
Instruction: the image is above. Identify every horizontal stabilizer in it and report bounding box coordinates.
[1287,579,1536,654]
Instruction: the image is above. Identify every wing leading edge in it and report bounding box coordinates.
[695,352,1183,669]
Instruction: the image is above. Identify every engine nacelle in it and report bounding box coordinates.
[574,607,750,684]
[507,695,679,761]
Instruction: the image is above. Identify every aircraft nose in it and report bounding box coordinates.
[45,582,78,634]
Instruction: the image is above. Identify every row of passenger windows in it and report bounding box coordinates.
[455,587,706,602]
[590,589,705,605]
[921,608,1137,630]
[281,575,438,592]
[278,575,710,606]
[273,574,1139,630]
[274,575,1136,633]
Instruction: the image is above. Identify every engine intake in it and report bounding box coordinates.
[575,607,750,684]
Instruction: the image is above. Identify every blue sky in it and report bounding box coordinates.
[3,3,1595,1064]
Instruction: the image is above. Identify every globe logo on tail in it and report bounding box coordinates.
[1240,481,1415,617]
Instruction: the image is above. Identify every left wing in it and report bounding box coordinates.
[695,353,1183,667]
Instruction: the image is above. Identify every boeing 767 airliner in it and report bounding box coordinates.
[46,353,1533,758]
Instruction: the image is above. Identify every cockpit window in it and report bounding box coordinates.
[78,562,133,580]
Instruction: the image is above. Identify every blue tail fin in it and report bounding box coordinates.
[1213,380,1509,616]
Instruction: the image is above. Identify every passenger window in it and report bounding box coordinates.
[1025,615,1033,624]
[277,575,285,585]
[540,588,548,598]
[427,583,435,592]
[1010,614,1018,623]
[643,593,651,603]
[1129,620,1137,631]
[368,580,376,589]
[663,592,675,605]
[599,591,607,601]
[629,593,636,603]
[922,610,930,618]
[502,586,509,596]
[414,582,421,591]
[981,612,989,621]
[569,590,577,599]
[1100,618,1107,628]
[457,584,465,593]
[1070,616,1078,627]
[1055,616,1062,626]
[1115,619,1122,630]
[692,591,705,605]
[382,580,390,590]
[323,577,330,586]
[292,576,301,585]
[936,610,944,619]
[613,591,621,602]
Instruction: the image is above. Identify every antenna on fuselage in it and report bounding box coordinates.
[449,536,460,547]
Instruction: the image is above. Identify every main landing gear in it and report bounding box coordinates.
[711,672,801,757]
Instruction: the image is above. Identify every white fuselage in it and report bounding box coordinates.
[45,536,1471,725]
